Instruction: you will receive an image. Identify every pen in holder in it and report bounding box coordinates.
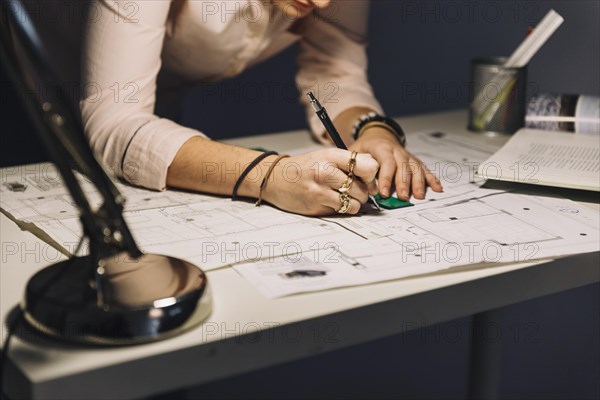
[468,57,527,135]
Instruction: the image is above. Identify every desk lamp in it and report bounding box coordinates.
[0,0,211,344]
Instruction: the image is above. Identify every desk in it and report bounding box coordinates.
[1,109,599,399]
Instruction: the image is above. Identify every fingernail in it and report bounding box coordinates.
[400,191,408,199]
[382,188,390,197]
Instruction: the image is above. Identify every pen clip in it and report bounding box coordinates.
[307,92,322,112]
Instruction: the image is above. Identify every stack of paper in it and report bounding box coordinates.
[477,128,600,192]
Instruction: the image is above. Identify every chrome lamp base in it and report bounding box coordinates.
[22,253,211,345]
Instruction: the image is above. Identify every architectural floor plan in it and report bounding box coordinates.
[2,132,598,297]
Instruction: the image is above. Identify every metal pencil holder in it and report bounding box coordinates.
[468,57,527,135]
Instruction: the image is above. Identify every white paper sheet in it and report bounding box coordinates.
[235,189,600,298]
[477,128,600,191]
[2,133,598,299]
[0,164,364,270]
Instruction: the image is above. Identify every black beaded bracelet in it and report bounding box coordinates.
[232,151,278,201]
[352,112,407,147]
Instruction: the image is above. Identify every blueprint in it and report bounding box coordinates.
[2,132,599,297]
[235,189,600,298]
[0,164,362,270]
[1,164,218,223]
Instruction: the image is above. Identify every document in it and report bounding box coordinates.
[2,132,599,298]
[0,164,363,270]
[477,129,600,191]
[0,164,219,223]
[235,189,600,298]
[395,130,498,205]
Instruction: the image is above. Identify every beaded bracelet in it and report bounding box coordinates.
[351,112,406,147]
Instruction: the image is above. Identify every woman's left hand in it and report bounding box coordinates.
[350,127,444,201]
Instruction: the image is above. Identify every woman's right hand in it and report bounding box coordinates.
[262,149,379,216]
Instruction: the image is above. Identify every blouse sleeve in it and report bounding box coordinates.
[80,0,206,190]
[295,0,383,143]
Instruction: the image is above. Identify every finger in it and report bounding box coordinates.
[352,153,379,185]
[361,144,396,197]
[374,151,396,198]
[424,166,444,192]
[394,156,412,201]
[324,149,379,185]
[349,179,369,204]
[410,160,426,200]
[321,168,369,204]
[367,180,378,196]
[408,154,443,194]
[321,189,362,215]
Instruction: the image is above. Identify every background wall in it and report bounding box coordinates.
[4,0,597,150]
[177,0,600,138]
[1,1,599,398]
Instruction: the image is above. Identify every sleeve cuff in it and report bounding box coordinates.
[121,118,206,190]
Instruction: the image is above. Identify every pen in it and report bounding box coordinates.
[307,92,381,211]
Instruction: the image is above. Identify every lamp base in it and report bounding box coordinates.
[22,253,211,345]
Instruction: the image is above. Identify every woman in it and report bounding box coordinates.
[81,0,443,216]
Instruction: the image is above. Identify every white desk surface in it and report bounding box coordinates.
[2,109,599,399]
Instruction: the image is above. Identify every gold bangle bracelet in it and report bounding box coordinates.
[256,154,290,206]
[356,121,398,140]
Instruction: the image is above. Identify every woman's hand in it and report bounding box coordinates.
[262,149,379,216]
[351,127,443,200]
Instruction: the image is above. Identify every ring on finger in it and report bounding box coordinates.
[338,174,354,195]
[347,150,357,175]
[337,191,351,214]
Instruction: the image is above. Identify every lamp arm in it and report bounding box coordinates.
[0,0,141,259]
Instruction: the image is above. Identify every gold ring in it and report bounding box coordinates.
[347,151,358,175]
[338,175,354,194]
[337,191,351,214]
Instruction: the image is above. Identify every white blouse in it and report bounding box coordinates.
[81,0,383,190]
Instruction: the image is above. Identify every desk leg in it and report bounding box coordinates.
[468,311,503,400]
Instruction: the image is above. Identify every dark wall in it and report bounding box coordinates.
[2,1,598,156]
[179,0,600,138]
[0,72,50,166]
[368,0,600,116]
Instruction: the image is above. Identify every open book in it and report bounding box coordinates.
[477,128,600,191]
